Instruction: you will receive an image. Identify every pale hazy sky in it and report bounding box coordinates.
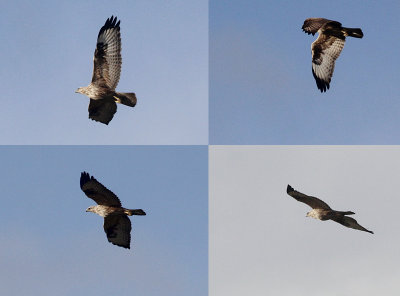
[0,0,207,144]
[2,0,400,295]
[210,146,400,296]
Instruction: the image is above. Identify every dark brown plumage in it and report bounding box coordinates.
[76,16,137,124]
[287,185,373,234]
[80,172,146,249]
[302,18,363,92]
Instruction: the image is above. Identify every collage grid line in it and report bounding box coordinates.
[1,0,400,295]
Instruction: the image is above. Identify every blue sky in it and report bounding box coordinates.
[210,0,400,144]
[210,146,400,295]
[0,0,207,144]
[0,146,208,296]
[2,1,400,294]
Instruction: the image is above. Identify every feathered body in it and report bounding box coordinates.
[80,172,146,249]
[287,185,373,234]
[76,16,137,124]
[86,205,146,218]
[302,18,363,92]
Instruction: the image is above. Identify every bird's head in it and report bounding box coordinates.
[306,210,318,219]
[76,87,91,95]
[86,206,95,213]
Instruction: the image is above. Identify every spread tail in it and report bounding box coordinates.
[125,209,146,216]
[343,27,363,38]
[114,92,137,107]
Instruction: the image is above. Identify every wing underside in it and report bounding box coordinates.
[80,172,122,206]
[287,185,332,209]
[104,215,132,248]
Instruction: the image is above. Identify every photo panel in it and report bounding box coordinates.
[210,145,400,295]
[1,0,207,144]
[0,145,208,296]
[210,0,400,144]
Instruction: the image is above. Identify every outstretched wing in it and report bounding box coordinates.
[91,16,122,90]
[104,215,132,248]
[331,216,374,234]
[287,185,331,210]
[80,172,121,206]
[88,99,117,125]
[311,33,345,92]
[302,18,333,35]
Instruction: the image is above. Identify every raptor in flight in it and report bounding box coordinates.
[76,16,137,124]
[80,172,146,248]
[287,185,373,234]
[302,18,363,92]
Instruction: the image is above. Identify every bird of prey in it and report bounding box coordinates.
[302,18,363,92]
[286,185,373,234]
[76,16,137,125]
[80,172,146,248]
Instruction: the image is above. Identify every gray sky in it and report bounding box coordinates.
[3,0,400,294]
[210,146,400,295]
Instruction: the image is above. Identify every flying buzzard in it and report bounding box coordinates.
[80,172,146,248]
[76,16,137,124]
[286,185,373,234]
[302,18,363,92]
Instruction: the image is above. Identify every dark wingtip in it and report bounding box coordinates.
[106,15,119,27]
[98,15,120,38]
[287,184,294,194]
[80,171,96,189]
[312,68,330,92]
[302,28,313,35]
[317,79,329,92]
[80,171,90,189]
